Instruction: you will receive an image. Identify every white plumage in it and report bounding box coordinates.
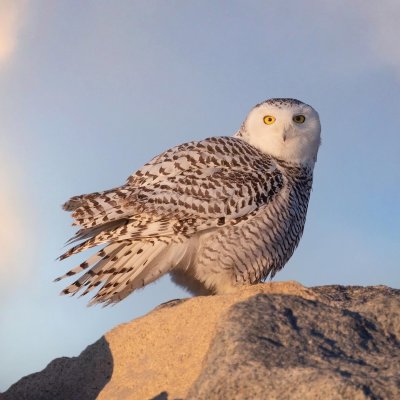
[57,98,321,305]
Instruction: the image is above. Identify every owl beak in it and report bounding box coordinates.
[282,128,289,142]
[282,127,293,142]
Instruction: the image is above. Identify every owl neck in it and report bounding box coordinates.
[275,158,313,180]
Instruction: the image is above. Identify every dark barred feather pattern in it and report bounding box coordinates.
[58,136,313,305]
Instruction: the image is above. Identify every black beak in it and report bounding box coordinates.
[282,128,291,142]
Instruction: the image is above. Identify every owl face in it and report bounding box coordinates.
[240,99,321,166]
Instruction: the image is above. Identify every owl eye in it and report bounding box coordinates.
[263,115,276,125]
[293,114,306,124]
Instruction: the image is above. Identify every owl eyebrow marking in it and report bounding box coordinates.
[57,98,321,306]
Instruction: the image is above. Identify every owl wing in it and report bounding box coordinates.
[62,137,284,256]
[58,137,284,304]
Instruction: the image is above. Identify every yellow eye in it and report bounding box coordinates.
[293,114,306,124]
[263,115,276,125]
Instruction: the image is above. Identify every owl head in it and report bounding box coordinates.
[237,98,321,167]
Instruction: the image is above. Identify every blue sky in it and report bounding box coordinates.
[1,0,399,391]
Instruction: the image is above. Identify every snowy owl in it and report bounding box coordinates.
[57,98,321,305]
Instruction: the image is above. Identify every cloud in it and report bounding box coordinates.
[360,1,400,73]
[296,0,400,80]
[350,0,400,78]
[0,151,36,300]
[0,0,27,64]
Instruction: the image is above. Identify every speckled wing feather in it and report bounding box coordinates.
[62,137,283,250]
[58,136,284,304]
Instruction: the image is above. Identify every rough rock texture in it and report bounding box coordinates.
[3,282,400,400]
[187,290,400,400]
[2,337,112,400]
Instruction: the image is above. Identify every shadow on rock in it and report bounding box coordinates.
[150,391,169,400]
[3,336,113,400]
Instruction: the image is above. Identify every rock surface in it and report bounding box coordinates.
[3,282,400,400]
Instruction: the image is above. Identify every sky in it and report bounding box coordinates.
[1,0,399,391]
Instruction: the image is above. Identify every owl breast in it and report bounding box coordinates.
[177,165,313,295]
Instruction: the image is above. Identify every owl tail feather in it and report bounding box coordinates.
[64,220,128,246]
[54,242,127,282]
[58,239,181,306]
[58,223,129,260]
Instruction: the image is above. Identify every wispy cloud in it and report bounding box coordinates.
[360,1,400,75]
[0,152,36,300]
[299,0,400,79]
[0,0,27,65]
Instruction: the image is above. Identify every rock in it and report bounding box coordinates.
[187,290,400,400]
[3,282,400,400]
[2,337,113,400]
